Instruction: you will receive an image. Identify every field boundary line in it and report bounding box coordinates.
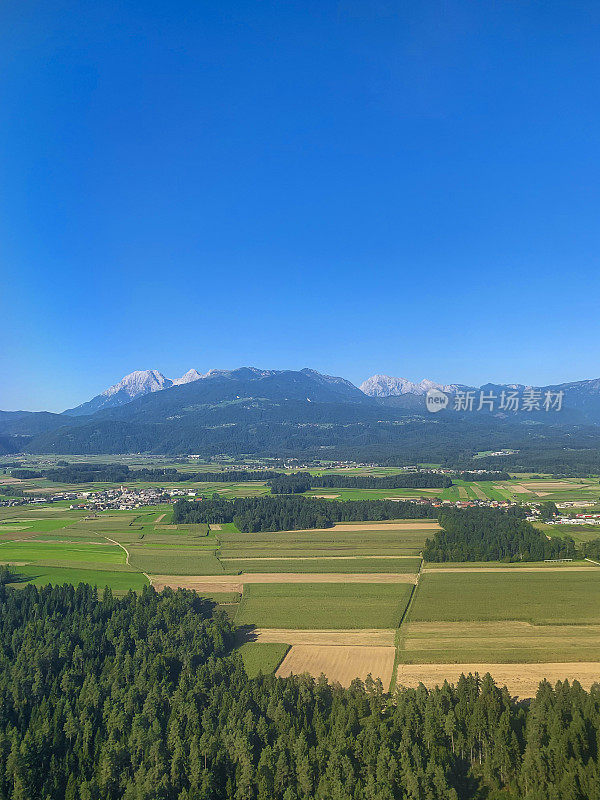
[585,557,600,566]
[389,557,423,691]
[103,536,153,585]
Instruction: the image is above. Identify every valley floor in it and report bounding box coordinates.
[3,474,600,696]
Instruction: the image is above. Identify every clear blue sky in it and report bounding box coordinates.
[2,1,600,411]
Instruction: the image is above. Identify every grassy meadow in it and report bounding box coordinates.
[237,642,291,678]
[409,571,600,624]
[234,583,414,629]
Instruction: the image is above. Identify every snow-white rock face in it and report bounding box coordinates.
[173,369,203,385]
[64,370,172,415]
[103,370,172,398]
[360,374,465,397]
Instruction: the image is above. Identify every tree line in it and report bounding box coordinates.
[174,496,437,532]
[423,508,577,562]
[10,464,283,484]
[0,580,598,799]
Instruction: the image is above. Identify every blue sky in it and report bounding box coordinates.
[2,1,600,411]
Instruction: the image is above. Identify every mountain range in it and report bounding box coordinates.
[4,367,600,461]
[359,375,470,397]
[63,367,366,416]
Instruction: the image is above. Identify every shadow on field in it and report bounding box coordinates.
[233,624,259,646]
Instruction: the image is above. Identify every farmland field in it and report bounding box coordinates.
[276,645,396,687]
[396,662,600,697]
[4,466,600,689]
[127,547,230,574]
[399,620,600,664]
[218,524,433,558]
[237,642,290,678]
[222,557,422,573]
[235,583,414,629]
[6,564,149,592]
[408,571,600,624]
[253,628,396,645]
[0,540,126,566]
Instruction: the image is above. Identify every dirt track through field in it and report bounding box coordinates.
[396,662,600,698]
[277,645,396,687]
[253,629,396,646]
[151,572,418,592]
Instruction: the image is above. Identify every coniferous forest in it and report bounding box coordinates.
[423,508,577,562]
[0,581,598,800]
[268,472,453,494]
[173,497,437,532]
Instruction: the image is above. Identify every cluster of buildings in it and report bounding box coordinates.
[70,485,197,511]
[1,484,199,511]
[0,495,49,508]
[545,514,600,526]
[397,497,519,510]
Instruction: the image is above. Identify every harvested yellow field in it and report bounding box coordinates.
[254,628,396,646]
[311,494,340,499]
[277,645,395,687]
[396,662,600,698]
[524,481,590,490]
[458,487,468,499]
[508,484,530,494]
[152,577,244,592]
[152,572,417,592]
[421,566,596,573]
[471,485,488,499]
[294,521,440,533]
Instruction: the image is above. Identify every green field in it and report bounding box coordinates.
[0,518,76,533]
[398,620,600,664]
[224,557,422,573]
[219,526,431,558]
[409,571,600,624]
[237,642,290,677]
[0,540,126,565]
[235,583,414,629]
[128,548,232,575]
[7,564,149,593]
